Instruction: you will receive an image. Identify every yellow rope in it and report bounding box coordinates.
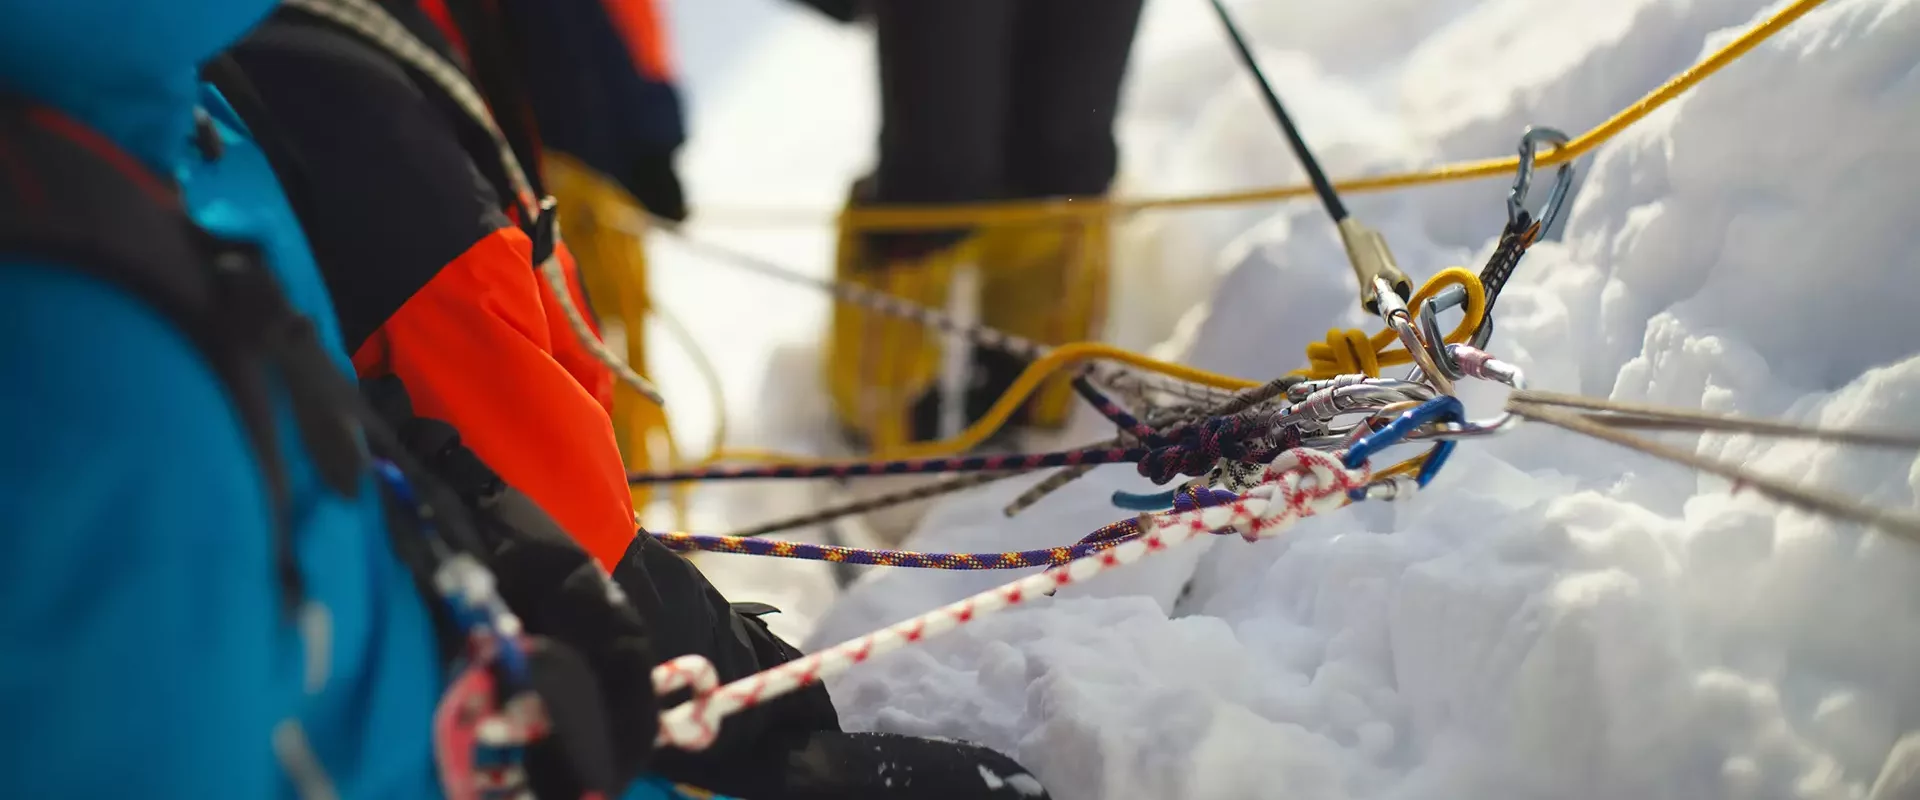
[691,0,1829,232]
[704,447,825,465]
[685,269,1482,467]
[861,268,1483,460]
[708,342,1260,466]
[1295,266,1486,379]
[1375,454,1428,483]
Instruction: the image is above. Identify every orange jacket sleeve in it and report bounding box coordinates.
[540,245,618,415]
[353,227,635,570]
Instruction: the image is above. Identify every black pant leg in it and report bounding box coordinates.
[871,0,1019,206]
[1003,0,1147,199]
[868,0,1021,258]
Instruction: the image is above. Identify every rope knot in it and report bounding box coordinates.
[1305,328,1381,379]
[1134,414,1273,484]
[1172,448,1371,543]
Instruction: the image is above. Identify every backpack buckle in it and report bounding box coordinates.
[530,196,559,267]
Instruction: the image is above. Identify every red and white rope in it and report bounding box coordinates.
[648,446,1371,751]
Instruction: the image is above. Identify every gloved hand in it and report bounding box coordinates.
[626,151,687,223]
[480,483,662,795]
[613,532,842,778]
[362,374,662,794]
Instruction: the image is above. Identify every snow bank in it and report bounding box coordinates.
[641,5,879,643]
[808,0,1920,797]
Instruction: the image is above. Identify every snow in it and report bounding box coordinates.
[643,0,877,642]
[654,0,1920,797]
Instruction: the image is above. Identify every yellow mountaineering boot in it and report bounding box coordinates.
[973,214,1112,429]
[544,150,673,512]
[822,187,973,455]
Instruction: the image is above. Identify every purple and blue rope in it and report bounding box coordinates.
[1070,375,1167,445]
[651,486,1244,570]
[627,415,1300,488]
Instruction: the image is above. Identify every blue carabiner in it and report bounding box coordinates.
[373,459,533,687]
[1342,396,1463,500]
[373,459,420,513]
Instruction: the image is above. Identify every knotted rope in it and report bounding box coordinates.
[650,486,1242,570]
[650,447,1371,752]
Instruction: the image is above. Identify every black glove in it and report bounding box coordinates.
[613,532,842,784]
[626,152,688,223]
[361,375,661,793]
[487,511,660,797]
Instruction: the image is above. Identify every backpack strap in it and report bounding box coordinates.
[0,94,375,610]
[201,53,327,246]
[205,25,511,355]
[0,92,652,796]
[437,0,546,183]
[280,0,559,266]
[0,93,504,616]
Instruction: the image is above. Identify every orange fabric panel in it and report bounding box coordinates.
[540,242,618,415]
[602,0,676,82]
[493,202,615,415]
[352,227,635,570]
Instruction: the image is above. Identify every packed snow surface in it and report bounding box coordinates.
[659,0,1920,797]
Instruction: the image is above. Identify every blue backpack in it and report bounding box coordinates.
[0,92,734,800]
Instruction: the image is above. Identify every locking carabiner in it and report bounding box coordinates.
[1508,126,1575,235]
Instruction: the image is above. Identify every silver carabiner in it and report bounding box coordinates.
[1377,277,1456,395]
[1359,474,1421,502]
[1403,344,1527,441]
[1508,126,1574,233]
[1286,376,1435,404]
[1277,382,1422,427]
[1286,373,1372,403]
[1468,314,1495,350]
[1414,284,1470,381]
